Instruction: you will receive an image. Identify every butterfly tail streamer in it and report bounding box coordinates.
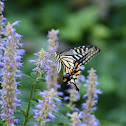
[72,83,79,92]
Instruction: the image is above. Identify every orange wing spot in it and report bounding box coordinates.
[69,71,72,75]
[63,78,67,82]
[75,62,78,66]
[75,72,78,75]
[76,67,80,71]
[69,70,73,75]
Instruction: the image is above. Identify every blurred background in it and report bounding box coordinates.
[4,0,126,125]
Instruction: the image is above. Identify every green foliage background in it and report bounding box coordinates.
[3,0,126,125]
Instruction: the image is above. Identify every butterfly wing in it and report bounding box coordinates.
[60,45,100,72]
[56,45,100,90]
[61,45,100,64]
[60,55,75,75]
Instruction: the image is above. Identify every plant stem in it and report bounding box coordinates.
[23,84,35,126]
[23,71,39,126]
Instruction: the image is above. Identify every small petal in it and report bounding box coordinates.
[12,21,20,26]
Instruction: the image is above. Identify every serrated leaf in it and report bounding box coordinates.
[30,72,36,78]
[52,112,70,124]
[21,101,28,110]
[17,107,27,116]
[21,73,36,87]
[14,112,25,125]
[30,100,38,106]
[39,76,46,82]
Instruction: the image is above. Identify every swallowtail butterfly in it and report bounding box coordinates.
[55,45,100,91]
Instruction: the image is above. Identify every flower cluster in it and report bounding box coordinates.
[82,68,102,126]
[66,112,82,126]
[0,0,6,78]
[67,68,102,126]
[0,22,25,125]
[47,29,59,55]
[29,48,52,77]
[32,29,63,125]
[33,89,61,126]
[45,29,59,91]
[0,0,6,34]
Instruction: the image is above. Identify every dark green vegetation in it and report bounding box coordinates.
[4,0,126,125]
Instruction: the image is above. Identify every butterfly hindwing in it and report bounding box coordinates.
[62,61,81,91]
[60,55,75,74]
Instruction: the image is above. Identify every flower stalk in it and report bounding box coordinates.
[1,22,25,126]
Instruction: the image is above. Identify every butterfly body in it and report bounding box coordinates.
[55,45,100,91]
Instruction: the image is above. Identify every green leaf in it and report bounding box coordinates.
[55,96,63,100]
[30,72,36,78]
[35,89,43,99]
[38,76,46,82]
[17,107,27,116]
[0,119,2,124]
[14,112,25,125]
[28,114,34,120]
[30,100,38,106]
[52,112,70,124]
[21,73,36,87]
[27,119,38,126]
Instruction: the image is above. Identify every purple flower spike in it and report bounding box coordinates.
[0,22,24,125]
[33,89,61,125]
[66,112,83,126]
[0,1,4,14]
[81,68,102,126]
[30,48,53,76]
[46,29,60,91]
[31,29,63,125]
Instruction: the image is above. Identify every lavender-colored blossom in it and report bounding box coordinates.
[0,22,25,125]
[82,68,102,126]
[46,29,59,91]
[33,89,61,126]
[0,0,6,72]
[0,1,4,14]
[12,21,20,26]
[29,29,62,93]
[64,88,80,111]
[32,29,62,126]
[66,112,83,126]
[29,48,52,76]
